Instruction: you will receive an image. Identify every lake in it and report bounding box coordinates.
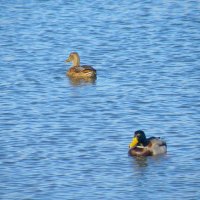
[0,1,200,199]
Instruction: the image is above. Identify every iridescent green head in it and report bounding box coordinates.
[129,130,147,148]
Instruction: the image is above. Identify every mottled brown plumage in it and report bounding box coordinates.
[65,52,96,79]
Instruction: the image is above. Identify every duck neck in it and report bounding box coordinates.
[72,55,80,67]
[140,139,149,147]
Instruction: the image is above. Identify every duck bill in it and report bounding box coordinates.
[129,137,138,149]
[65,57,70,62]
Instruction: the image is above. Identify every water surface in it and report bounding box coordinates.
[0,1,200,199]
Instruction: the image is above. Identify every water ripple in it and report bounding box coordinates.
[0,1,200,199]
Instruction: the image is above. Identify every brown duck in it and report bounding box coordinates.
[65,52,96,79]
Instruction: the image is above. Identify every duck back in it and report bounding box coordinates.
[149,138,167,156]
[67,65,96,78]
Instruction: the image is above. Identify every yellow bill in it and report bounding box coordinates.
[129,137,138,148]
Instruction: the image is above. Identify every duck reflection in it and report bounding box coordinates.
[68,76,96,86]
[134,156,148,167]
[130,153,167,169]
[129,156,148,178]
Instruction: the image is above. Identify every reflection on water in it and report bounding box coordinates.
[133,156,148,168]
[68,76,97,86]
[130,154,168,169]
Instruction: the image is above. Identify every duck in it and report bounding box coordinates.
[65,52,97,79]
[128,130,167,156]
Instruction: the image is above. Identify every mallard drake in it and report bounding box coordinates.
[65,52,96,79]
[128,130,167,156]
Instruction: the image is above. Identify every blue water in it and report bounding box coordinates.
[0,1,200,199]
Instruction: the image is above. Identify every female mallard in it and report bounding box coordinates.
[65,52,96,79]
[128,130,167,156]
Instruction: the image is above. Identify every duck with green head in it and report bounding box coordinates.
[128,130,167,156]
[65,52,97,79]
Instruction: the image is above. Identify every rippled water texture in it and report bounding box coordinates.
[0,1,200,199]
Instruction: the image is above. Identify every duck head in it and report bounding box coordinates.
[129,130,147,148]
[65,52,80,66]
